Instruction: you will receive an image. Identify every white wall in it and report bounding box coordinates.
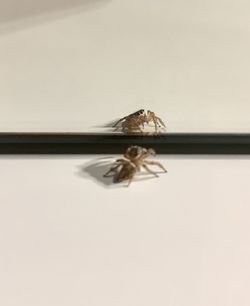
[0,155,250,306]
[1,0,250,132]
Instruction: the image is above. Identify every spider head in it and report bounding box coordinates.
[125,146,155,161]
[125,146,143,159]
[138,109,145,114]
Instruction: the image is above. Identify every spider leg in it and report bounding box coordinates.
[137,124,143,132]
[155,116,166,128]
[127,126,143,134]
[152,117,158,132]
[140,148,155,161]
[103,160,126,177]
[142,164,159,177]
[127,176,135,187]
[146,113,157,131]
[113,117,126,127]
[143,160,167,172]
[114,124,123,131]
[103,164,121,177]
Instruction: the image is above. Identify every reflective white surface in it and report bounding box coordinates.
[0,155,250,305]
[1,0,250,132]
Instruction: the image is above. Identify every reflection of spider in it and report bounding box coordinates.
[103,145,167,186]
[113,109,166,134]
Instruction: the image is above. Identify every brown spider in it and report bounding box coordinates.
[113,109,166,134]
[103,145,167,186]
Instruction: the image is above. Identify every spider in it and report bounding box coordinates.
[103,145,167,186]
[113,109,166,134]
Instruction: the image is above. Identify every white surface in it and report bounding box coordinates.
[1,0,250,132]
[0,155,250,305]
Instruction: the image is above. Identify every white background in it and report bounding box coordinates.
[0,0,250,132]
[0,155,250,306]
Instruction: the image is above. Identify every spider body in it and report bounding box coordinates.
[121,113,147,133]
[114,109,166,134]
[104,146,167,186]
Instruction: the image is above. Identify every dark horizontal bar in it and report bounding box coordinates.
[0,133,250,154]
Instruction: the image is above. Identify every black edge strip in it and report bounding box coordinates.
[0,133,250,154]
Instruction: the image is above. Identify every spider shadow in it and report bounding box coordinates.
[78,157,116,187]
[92,119,121,132]
[77,157,160,188]
[0,0,111,35]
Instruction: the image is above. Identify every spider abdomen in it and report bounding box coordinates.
[113,163,137,183]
